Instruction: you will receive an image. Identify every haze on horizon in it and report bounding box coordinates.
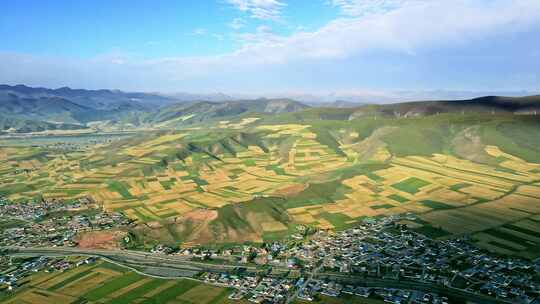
[1,0,539,100]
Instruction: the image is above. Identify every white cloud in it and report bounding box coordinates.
[1,0,539,92]
[227,0,286,20]
[226,0,540,62]
[331,0,422,17]
[234,25,279,44]
[229,18,246,30]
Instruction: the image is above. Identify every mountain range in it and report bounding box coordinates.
[1,84,539,133]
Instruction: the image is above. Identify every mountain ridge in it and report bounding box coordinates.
[1,84,539,133]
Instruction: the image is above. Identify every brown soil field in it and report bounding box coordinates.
[76,230,126,249]
[183,208,218,221]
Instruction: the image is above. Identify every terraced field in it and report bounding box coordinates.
[1,113,540,258]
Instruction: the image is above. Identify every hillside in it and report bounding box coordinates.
[144,98,309,127]
[2,108,540,259]
[350,95,540,118]
[0,84,179,124]
[2,84,538,128]
[0,115,87,134]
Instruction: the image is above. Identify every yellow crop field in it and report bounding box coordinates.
[37,265,94,290]
[256,124,310,134]
[186,192,227,208]
[317,219,334,229]
[261,221,288,232]
[458,185,504,200]
[59,271,114,296]
[293,213,317,223]
[484,145,521,161]
[135,207,159,220]
[516,185,540,198]
[287,207,309,215]
[178,284,225,304]
[143,280,178,297]
[4,290,76,304]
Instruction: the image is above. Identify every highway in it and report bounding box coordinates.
[3,247,511,304]
[4,246,262,277]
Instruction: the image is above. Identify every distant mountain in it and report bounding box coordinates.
[350,95,540,118]
[0,84,179,124]
[276,90,540,104]
[308,100,369,108]
[0,114,86,134]
[146,98,310,126]
[2,84,539,133]
[160,92,234,102]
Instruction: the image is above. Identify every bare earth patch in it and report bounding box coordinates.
[183,208,218,221]
[76,230,126,249]
[274,183,307,197]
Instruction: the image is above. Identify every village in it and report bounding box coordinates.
[185,216,540,303]
[0,196,130,248]
[1,195,539,304]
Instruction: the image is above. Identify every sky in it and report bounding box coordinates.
[0,0,539,99]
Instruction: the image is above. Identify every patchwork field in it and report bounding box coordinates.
[1,117,540,257]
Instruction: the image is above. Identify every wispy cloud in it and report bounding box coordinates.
[229,18,246,30]
[1,0,539,92]
[227,0,286,21]
[234,25,278,44]
[331,0,422,17]
[221,0,540,64]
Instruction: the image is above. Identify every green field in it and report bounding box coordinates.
[391,177,431,194]
[0,262,246,304]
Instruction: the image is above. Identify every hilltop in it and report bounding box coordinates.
[144,98,309,127]
[0,84,178,127]
[350,95,540,118]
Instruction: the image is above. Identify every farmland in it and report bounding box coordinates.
[1,113,540,258]
[0,260,244,304]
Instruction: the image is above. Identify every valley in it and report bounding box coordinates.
[3,2,540,302]
[1,108,539,260]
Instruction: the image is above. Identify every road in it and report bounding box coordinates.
[3,246,511,304]
[4,246,261,276]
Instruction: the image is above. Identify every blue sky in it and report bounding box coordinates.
[1,0,539,98]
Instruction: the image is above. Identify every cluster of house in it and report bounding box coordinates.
[0,256,96,291]
[300,282,451,304]
[202,272,294,303]
[2,194,539,303]
[0,196,130,247]
[0,196,78,221]
[175,215,539,303]
[285,216,539,303]
[200,270,452,304]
